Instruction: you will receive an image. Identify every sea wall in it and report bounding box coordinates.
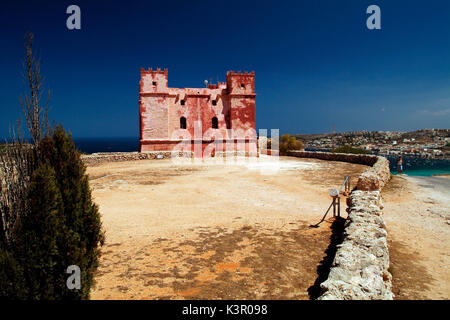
[287,150,393,300]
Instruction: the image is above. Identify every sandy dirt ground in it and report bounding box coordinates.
[87,156,366,300]
[383,175,450,300]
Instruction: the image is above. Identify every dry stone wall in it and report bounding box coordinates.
[287,150,378,166]
[81,151,252,166]
[319,190,393,299]
[356,156,391,191]
[287,150,393,300]
[81,151,188,166]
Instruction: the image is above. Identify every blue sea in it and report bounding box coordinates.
[74,137,139,154]
[73,139,450,177]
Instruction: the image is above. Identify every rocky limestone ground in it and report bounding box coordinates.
[383,175,450,299]
[86,156,367,299]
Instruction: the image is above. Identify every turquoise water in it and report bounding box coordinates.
[385,155,450,177]
[391,169,450,177]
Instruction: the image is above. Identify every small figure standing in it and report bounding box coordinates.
[396,156,403,174]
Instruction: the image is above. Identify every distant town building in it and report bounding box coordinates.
[296,128,449,159]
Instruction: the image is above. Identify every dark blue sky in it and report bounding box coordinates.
[1,0,449,138]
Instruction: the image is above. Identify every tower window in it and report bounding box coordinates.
[180,117,186,129]
[212,117,218,129]
[180,100,185,105]
[212,100,217,106]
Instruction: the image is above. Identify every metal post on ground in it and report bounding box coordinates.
[346,176,351,194]
[332,196,336,217]
[337,195,340,217]
[310,177,349,228]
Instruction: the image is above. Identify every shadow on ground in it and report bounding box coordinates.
[307,217,346,299]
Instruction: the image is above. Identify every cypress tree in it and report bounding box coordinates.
[38,126,105,299]
[0,250,27,299]
[14,163,64,299]
[0,126,104,299]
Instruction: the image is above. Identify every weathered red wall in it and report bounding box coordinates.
[139,69,256,156]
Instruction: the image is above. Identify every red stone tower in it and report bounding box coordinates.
[139,69,256,156]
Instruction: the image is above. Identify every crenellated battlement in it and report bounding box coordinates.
[226,70,255,95]
[226,70,255,76]
[140,67,168,75]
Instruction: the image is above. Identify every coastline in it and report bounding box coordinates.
[433,174,450,178]
[382,174,450,299]
[401,174,450,204]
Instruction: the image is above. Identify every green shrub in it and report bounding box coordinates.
[331,145,370,154]
[279,134,304,155]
